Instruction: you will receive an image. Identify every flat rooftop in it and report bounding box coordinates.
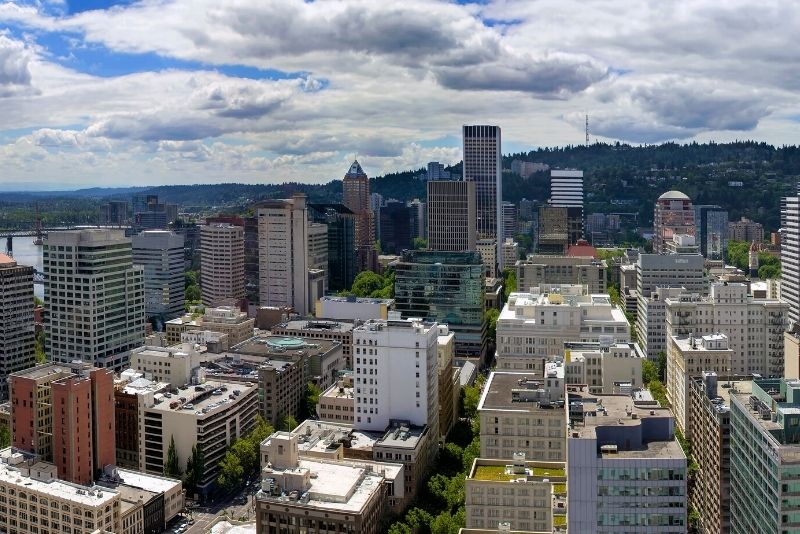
[273,320,354,333]
[319,296,393,305]
[230,335,339,358]
[375,425,427,450]
[478,372,561,412]
[693,377,753,415]
[112,468,182,495]
[569,392,685,459]
[146,380,256,417]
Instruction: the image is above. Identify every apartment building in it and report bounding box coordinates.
[729,378,800,534]
[665,282,788,376]
[465,455,567,532]
[567,390,687,533]
[689,374,752,534]
[666,333,734,437]
[516,255,607,294]
[131,230,185,319]
[501,239,519,269]
[496,285,629,371]
[0,254,35,399]
[139,379,258,496]
[563,341,644,394]
[200,222,245,307]
[728,216,764,242]
[478,370,567,461]
[44,229,145,369]
[476,238,498,278]
[113,371,170,470]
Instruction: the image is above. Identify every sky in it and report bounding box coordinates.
[1,0,799,189]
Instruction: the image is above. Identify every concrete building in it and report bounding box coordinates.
[465,456,567,532]
[99,199,129,226]
[255,432,390,534]
[695,204,728,261]
[139,379,258,495]
[516,254,607,294]
[44,229,145,369]
[636,253,705,298]
[200,222,245,307]
[308,204,357,293]
[427,180,477,252]
[537,205,569,255]
[166,305,255,347]
[496,286,629,371]
[782,190,800,325]
[132,230,185,319]
[113,371,170,470]
[256,194,318,316]
[0,254,35,399]
[10,362,115,485]
[563,341,644,394]
[501,238,518,270]
[0,448,122,534]
[476,238,498,278]
[689,374,751,534]
[463,125,503,268]
[478,370,567,461]
[343,159,374,251]
[352,319,438,439]
[132,194,177,231]
[663,233,700,255]
[729,377,800,534]
[728,216,764,242]
[129,343,207,388]
[787,325,800,380]
[502,201,518,240]
[666,333,734,436]
[394,250,486,361]
[315,296,393,321]
[653,190,695,254]
[317,374,355,424]
[98,467,184,532]
[271,320,354,368]
[567,390,687,533]
[437,326,460,439]
[665,282,788,376]
[636,286,687,359]
[550,169,584,244]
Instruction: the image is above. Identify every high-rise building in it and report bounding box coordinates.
[729,377,800,534]
[728,216,764,242]
[426,161,451,181]
[636,286,687,359]
[394,250,486,361]
[10,362,115,485]
[463,125,502,267]
[502,201,517,239]
[0,254,35,399]
[694,205,728,261]
[132,230,185,320]
[378,201,413,254]
[132,194,178,231]
[537,205,569,255]
[427,180,476,252]
[636,253,705,298]
[257,194,318,316]
[516,254,607,293]
[550,169,584,244]
[352,319,439,438]
[501,238,518,269]
[309,204,357,293]
[308,221,329,274]
[653,190,695,254]
[409,198,426,240]
[567,388,687,533]
[99,200,129,226]
[200,222,245,307]
[44,229,144,369]
[519,198,535,220]
[343,159,373,249]
[244,215,260,304]
[782,191,800,324]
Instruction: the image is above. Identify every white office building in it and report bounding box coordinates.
[782,190,800,325]
[636,286,687,359]
[352,319,439,439]
[550,169,584,208]
[132,230,185,319]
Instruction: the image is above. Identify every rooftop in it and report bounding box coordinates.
[658,190,690,201]
[691,376,753,416]
[109,468,183,496]
[146,380,256,416]
[471,464,565,481]
[273,320,354,334]
[292,420,377,453]
[319,296,394,305]
[375,424,427,450]
[229,334,340,359]
[479,372,565,412]
[0,253,16,266]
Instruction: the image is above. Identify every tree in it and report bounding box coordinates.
[502,269,517,299]
[642,359,658,385]
[656,351,667,382]
[413,237,427,250]
[184,444,205,495]
[461,386,480,420]
[230,439,258,476]
[462,438,481,472]
[0,424,9,448]
[185,284,201,303]
[484,308,500,346]
[164,436,182,478]
[431,511,461,534]
[247,415,274,447]
[281,415,299,432]
[216,451,244,493]
[351,271,384,297]
[34,330,45,363]
[303,382,322,420]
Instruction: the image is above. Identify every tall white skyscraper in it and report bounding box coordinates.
[462,125,503,269]
[132,230,185,320]
[44,229,145,369]
[781,188,800,324]
[550,169,584,245]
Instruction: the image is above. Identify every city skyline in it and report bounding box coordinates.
[0,0,798,188]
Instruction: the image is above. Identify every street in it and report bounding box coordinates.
[179,487,258,534]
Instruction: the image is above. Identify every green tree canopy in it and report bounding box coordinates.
[164,436,182,478]
[484,308,500,345]
[351,271,385,297]
[216,451,243,493]
[184,444,205,495]
[281,415,299,432]
[230,439,258,476]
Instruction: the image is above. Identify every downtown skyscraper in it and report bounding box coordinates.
[462,125,502,269]
[782,186,800,324]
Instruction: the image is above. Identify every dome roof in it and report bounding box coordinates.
[658,190,690,201]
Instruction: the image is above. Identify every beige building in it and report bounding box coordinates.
[665,282,788,376]
[496,286,629,370]
[317,374,355,424]
[501,238,519,270]
[129,343,204,387]
[466,456,566,532]
[139,379,258,496]
[437,326,460,439]
[271,320,354,368]
[786,325,800,380]
[166,306,255,347]
[666,333,733,437]
[427,179,477,252]
[517,255,607,294]
[564,341,644,394]
[477,238,497,278]
[0,449,122,534]
[256,432,391,534]
[200,223,245,307]
[478,370,567,461]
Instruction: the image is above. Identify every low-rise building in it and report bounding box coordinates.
[567,390,687,533]
[466,455,566,533]
[97,466,184,532]
[484,277,503,312]
[166,306,255,347]
[271,320,354,368]
[666,333,733,437]
[517,255,607,293]
[563,341,644,394]
[129,343,210,388]
[317,374,355,424]
[478,370,567,461]
[315,296,394,321]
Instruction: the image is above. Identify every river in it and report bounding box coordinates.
[4,236,43,300]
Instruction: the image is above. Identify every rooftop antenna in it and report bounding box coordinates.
[585,113,590,146]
